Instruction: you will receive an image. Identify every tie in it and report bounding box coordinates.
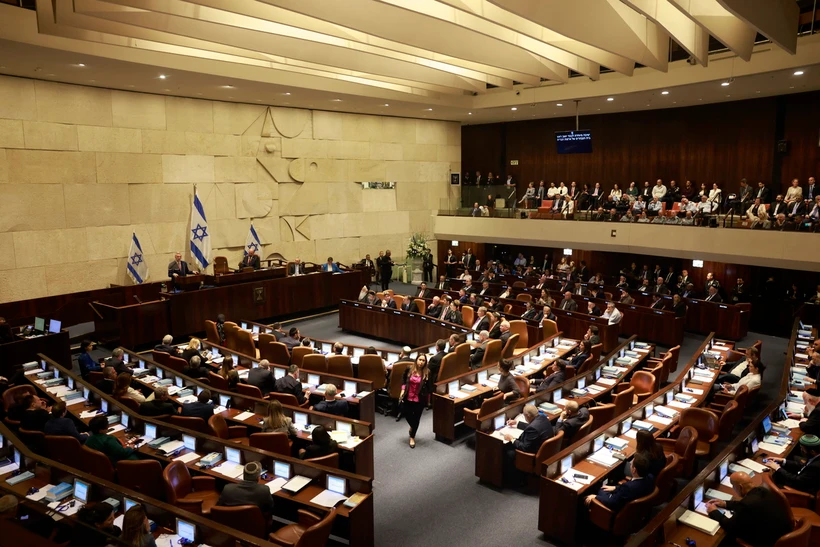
[706,295,713,301]
[793,203,799,214]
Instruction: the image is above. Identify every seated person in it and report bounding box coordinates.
[705,471,792,547]
[217,461,274,514]
[78,340,102,379]
[502,403,553,451]
[183,355,209,379]
[647,198,662,216]
[768,434,820,495]
[239,248,261,270]
[425,296,443,318]
[496,359,521,402]
[72,502,121,547]
[279,328,302,350]
[468,330,490,368]
[181,338,205,365]
[634,430,666,479]
[716,361,762,397]
[532,361,566,392]
[20,393,51,432]
[246,359,276,395]
[555,401,590,439]
[298,425,338,460]
[139,386,177,417]
[153,335,180,357]
[716,347,759,384]
[181,389,215,421]
[636,211,650,223]
[793,393,820,436]
[84,415,139,464]
[584,453,654,511]
[312,384,349,416]
[111,372,146,404]
[107,348,132,376]
[274,365,308,405]
[321,256,342,273]
[586,301,602,317]
[262,400,298,436]
[44,402,89,443]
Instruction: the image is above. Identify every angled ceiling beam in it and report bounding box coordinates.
[624,0,709,66]
[487,0,670,71]
[718,0,799,55]
[667,0,757,61]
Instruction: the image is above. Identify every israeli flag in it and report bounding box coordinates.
[189,189,211,271]
[244,223,262,257]
[127,233,149,284]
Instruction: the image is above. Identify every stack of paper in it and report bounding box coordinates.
[775,419,801,429]
[80,410,102,419]
[310,489,348,508]
[176,394,198,404]
[265,477,288,493]
[678,510,720,535]
[451,391,471,399]
[233,411,256,422]
[341,436,363,449]
[557,468,592,491]
[491,427,523,443]
[329,430,349,443]
[587,385,605,394]
[647,415,673,426]
[587,448,619,467]
[213,462,244,479]
[668,400,691,410]
[738,459,768,473]
[26,484,55,502]
[174,452,201,464]
[598,378,617,386]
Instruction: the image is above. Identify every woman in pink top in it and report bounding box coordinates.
[400,354,431,448]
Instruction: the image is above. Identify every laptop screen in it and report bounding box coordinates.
[176,519,196,542]
[274,368,285,380]
[101,400,108,413]
[336,421,352,435]
[560,454,573,474]
[121,414,129,428]
[448,381,459,396]
[225,447,241,464]
[34,317,45,332]
[252,325,260,334]
[219,394,230,407]
[183,435,196,451]
[83,387,90,400]
[144,424,157,439]
[494,415,505,431]
[308,374,320,386]
[156,367,164,379]
[762,416,772,434]
[48,319,61,334]
[352,347,364,359]
[553,388,562,402]
[326,475,346,495]
[123,353,129,364]
[293,412,308,427]
[74,479,90,503]
[593,434,604,452]
[232,354,238,366]
[477,370,487,384]
[175,376,184,388]
[344,381,357,395]
[621,417,632,434]
[645,403,654,419]
[719,459,729,481]
[67,377,74,390]
[576,377,585,390]
[241,322,248,330]
[273,461,291,480]
[124,498,137,513]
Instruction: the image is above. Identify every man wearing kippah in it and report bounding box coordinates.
[217,461,274,514]
[766,434,820,495]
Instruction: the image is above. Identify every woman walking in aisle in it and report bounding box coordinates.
[400,354,432,448]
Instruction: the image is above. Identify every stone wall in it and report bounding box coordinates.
[0,76,460,303]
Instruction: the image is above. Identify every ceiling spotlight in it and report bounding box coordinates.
[159,74,167,79]
[383,103,389,107]
[77,63,86,67]
[721,81,730,87]
[794,70,804,76]
[331,98,343,102]
[556,103,563,107]
[511,107,517,111]
[468,112,472,115]
[425,108,433,111]
[606,97,614,101]
[661,91,669,95]
[282,92,291,96]
[221,85,234,89]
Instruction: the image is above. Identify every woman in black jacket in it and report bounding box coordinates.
[71,502,120,547]
[400,354,432,449]
[299,426,338,460]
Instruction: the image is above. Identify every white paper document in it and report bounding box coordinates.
[213,462,244,479]
[310,489,348,508]
[668,400,691,410]
[587,447,619,467]
[757,442,787,455]
[0,463,20,475]
[776,419,801,429]
[265,477,287,493]
[233,411,256,421]
[623,429,638,439]
[26,484,55,502]
[491,426,523,443]
[738,458,768,474]
[647,415,673,426]
[80,410,102,419]
[174,452,201,464]
[598,378,617,386]
[176,395,198,404]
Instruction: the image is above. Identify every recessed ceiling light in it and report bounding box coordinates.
[331,98,342,102]
[511,107,517,111]
[89,80,96,83]
[127,85,135,88]
[468,112,472,115]
[721,81,730,87]
[383,103,389,107]
[164,88,171,92]
[158,74,167,79]
[77,63,86,67]
[256,99,262,102]
[794,70,804,76]
[282,92,291,96]
[196,92,202,96]
[789,86,794,89]
[661,91,669,95]
[221,85,234,89]
[606,97,614,101]
[556,103,563,107]
[425,108,433,111]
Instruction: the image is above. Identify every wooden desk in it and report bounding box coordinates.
[0,329,71,378]
[93,300,169,348]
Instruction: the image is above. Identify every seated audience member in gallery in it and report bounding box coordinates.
[321,256,342,273]
[704,285,723,302]
[181,389,215,422]
[619,289,634,305]
[671,294,687,317]
[746,198,770,229]
[784,177,803,205]
[620,209,635,222]
[636,211,650,223]
[153,334,180,357]
[602,302,622,325]
[558,291,577,311]
[238,248,261,270]
[586,301,602,317]
[585,453,655,511]
[312,384,349,416]
[647,197,662,217]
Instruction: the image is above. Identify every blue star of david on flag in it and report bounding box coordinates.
[244,223,263,257]
[191,223,208,242]
[130,253,143,267]
[189,191,211,270]
[127,233,149,284]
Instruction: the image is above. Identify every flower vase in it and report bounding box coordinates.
[411,258,423,285]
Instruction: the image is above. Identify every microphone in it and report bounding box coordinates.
[133,295,143,304]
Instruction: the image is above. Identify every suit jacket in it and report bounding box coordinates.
[588,306,602,317]
[401,302,420,313]
[416,288,431,299]
[756,186,770,203]
[218,480,274,514]
[499,331,512,348]
[559,298,578,312]
[470,342,487,368]
[280,336,301,350]
[653,284,670,295]
[672,302,687,317]
[239,254,261,270]
[288,263,306,275]
[154,343,180,357]
[139,399,176,417]
[321,262,341,273]
[536,371,565,392]
[444,310,463,325]
[463,254,476,269]
[314,399,349,417]
[247,368,277,395]
[595,477,654,511]
[275,375,306,404]
[426,304,443,318]
[435,281,450,290]
[620,295,635,305]
[704,293,723,303]
[78,352,102,378]
[799,407,820,436]
[168,260,191,277]
[708,486,793,547]
[383,299,398,309]
[488,324,502,340]
[522,309,539,320]
[557,407,589,439]
[513,414,554,453]
[181,401,215,421]
[428,351,446,382]
[774,455,820,495]
[44,416,87,443]
[109,358,132,376]
[770,201,787,217]
[787,201,807,217]
[473,316,490,332]
[543,312,557,323]
[650,300,665,310]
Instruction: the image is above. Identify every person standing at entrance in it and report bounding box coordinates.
[380,250,395,291]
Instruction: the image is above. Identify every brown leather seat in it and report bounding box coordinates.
[80,445,116,482]
[590,343,603,362]
[658,425,699,477]
[671,408,719,457]
[117,396,141,413]
[357,356,386,390]
[513,376,529,398]
[437,353,461,384]
[152,351,171,367]
[301,354,327,374]
[45,435,84,470]
[515,293,532,302]
[508,320,529,356]
[615,372,655,404]
[249,432,291,456]
[763,473,820,543]
[210,505,267,538]
[501,333,520,360]
[290,347,313,368]
[566,414,594,446]
[589,403,615,430]
[207,372,230,391]
[205,320,220,343]
[414,298,426,315]
[642,362,664,391]
[515,430,564,475]
[169,415,211,435]
[236,383,265,400]
[269,508,337,547]
[663,344,681,373]
[213,256,230,275]
[589,486,659,537]
[717,400,742,441]
[710,385,749,414]
[223,322,240,351]
[260,341,291,367]
[461,305,474,328]
[576,354,596,376]
[327,355,353,377]
[454,343,471,374]
[258,333,275,346]
[17,428,45,455]
[305,452,339,469]
[512,281,526,289]
[163,460,219,515]
[480,339,503,368]
[117,459,165,500]
[208,414,250,445]
[542,319,558,339]
[388,362,409,410]
[740,518,811,547]
[3,385,35,413]
[612,386,635,415]
[235,330,258,360]
[654,453,680,504]
[463,392,504,429]
[269,392,309,408]
[167,355,188,374]
[503,303,513,314]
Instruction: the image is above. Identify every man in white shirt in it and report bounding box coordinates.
[632,196,647,214]
[679,197,696,213]
[717,347,759,384]
[602,302,622,325]
[746,198,770,229]
[651,179,667,201]
[721,361,763,394]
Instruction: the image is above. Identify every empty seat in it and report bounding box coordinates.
[327,355,353,377]
[163,460,219,515]
[204,320,220,343]
[208,414,250,445]
[249,432,291,456]
[211,505,267,538]
[290,347,313,369]
[658,425,699,477]
[169,415,211,435]
[507,320,529,356]
[615,371,655,404]
[357,356,386,390]
[463,392,504,430]
[118,460,165,500]
[260,341,290,367]
[45,435,84,470]
[671,408,719,457]
[268,508,337,547]
[80,445,116,482]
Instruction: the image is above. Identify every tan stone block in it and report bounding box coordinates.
[0,119,24,148]
[281,138,327,159]
[445,123,461,146]
[289,159,305,182]
[86,225,142,261]
[261,109,277,138]
[241,135,261,157]
[143,222,188,254]
[276,240,316,263]
[260,177,279,201]
[257,157,293,183]
[0,149,7,183]
[45,259,118,296]
[362,189,397,212]
[0,185,65,232]
[0,233,15,271]
[77,126,142,153]
[13,228,89,268]
[326,140,369,160]
[342,114,384,142]
[7,150,95,184]
[184,132,240,156]
[22,121,78,151]
[416,120,449,145]
[383,117,416,144]
[214,157,257,182]
[213,103,266,135]
[357,234,404,260]
[315,237,360,265]
[376,210,410,234]
[313,111,343,140]
[349,160,386,182]
[426,181,451,210]
[64,185,131,228]
[369,142,402,161]
[306,214,334,241]
[141,130,187,154]
[0,76,36,121]
[235,182,274,218]
[34,81,112,126]
[162,155,214,183]
[165,97,213,133]
[248,204,280,246]
[409,210,434,234]
[271,108,310,138]
[385,161,418,183]
[403,144,437,162]
[112,90,166,130]
[128,184,193,223]
[327,182,363,213]
[340,213,364,238]
[437,145,461,163]
[418,162,450,183]
[197,182,237,220]
[208,219,247,248]
[396,182,429,211]
[0,267,47,303]
[96,153,163,184]
[280,182,328,215]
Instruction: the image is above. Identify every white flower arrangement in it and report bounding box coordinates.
[406,233,431,259]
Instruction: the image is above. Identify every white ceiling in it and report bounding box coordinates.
[0,0,817,124]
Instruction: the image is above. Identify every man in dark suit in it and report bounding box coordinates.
[559,292,577,311]
[498,321,512,347]
[279,328,302,350]
[361,254,375,282]
[247,360,277,395]
[181,389,215,421]
[400,296,419,313]
[107,348,132,376]
[503,404,554,451]
[168,252,193,278]
[770,194,787,217]
[787,199,807,222]
[653,277,670,295]
[807,176,817,201]
[426,296,443,318]
[585,453,654,511]
[522,301,539,320]
[769,434,820,495]
[416,282,431,299]
[217,462,274,514]
[705,471,792,547]
[557,401,590,439]
[704,286,723,303]
[239,249,261,270]
[274,365,308,405]
[650,294,665,310]
[288,258,306,276]
[478,281,493,297]
[313,384,349,416]
[428,340,447,383]
[473,306,490,331]
[671,294,687,317]
[619,289,635,305]
[469,331,489,368]
[559,280,575,294]
[270,322,286,341]
[435,275,449,290]
[96,366,117,395]
[139,386,177,417]
[444,301,463,325]
[43,402,89,443]
[488,315,503,339]
[534,362,566,392]
[586,302,602,317]
[382,293,398,309]
[755,181,770,203]
[680,283,697,299]
[463,248,476,270]
[541,305,556,323]
[422,253,434,283]
[154,335,180,357]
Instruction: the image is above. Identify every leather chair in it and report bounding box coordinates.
[260,341,290,367]
[163,460,219,515]
[514,376,529,398]
[501,333,520,360]
[3,385,35,413]
[387,362,409,414]
[305,453,339,469]
[590,343,603,362]
[117,396,140,413]
[481,339,503,368]
[302,354,327,373]
[223,322,240,351]
[576,354,596,376]
[213,256,230,275]
[515,430,564,475]
[589,403,615,430]
[566,414,594,446]
[710,385,749,414]
[208,414,250,445]
[507,320,529,356]
[211,505,267,538]
[717,400,742,441]
[236,383,265,400]
[45,435,84,470]
[461,305,474,328]
[670,408,719,457]
[152,351,171,367]
[357,356,386,390]
[18,428,46,455]
[80,445,116,482]
[167,355,188,374]
[117,460,165,500]
[738,518,811,547]
[414,298,426,315]
[168,415,210,434]
[588,486,659,538]
[654,453,680,503]
[503,304,513,314]
[564,364,577,380]
[87,370,104,386]
[437,353,461,384]
[663,344,681,373]
[542,319,558,339]
[454,343,471,375]
[258,333,276,346]
[249,432,291,456]
[463,392,504,429]
[204,320,220,343]
[658,425,699,477]
[290,347,313,368]
[268,508,337,547]
[327,355,353,377]
[764,474,820,543]
[235,330,258,360]
[512,281,526,289]
[207,372,230,391]
[615,372,655,404]
[269,392,309,408]
[515,293,533,302]
[612,386,635,415]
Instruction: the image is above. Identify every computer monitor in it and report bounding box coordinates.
[645,403,654,419]
[719,459,729,481]
[665,391,674,405]
[139,360,145,368]
[175,376,184,388]
[33,317,45,333]
[553,388,562,402]
[250,361,258,369]
[274,368,285,380]
[576,377,585,390]
[693,485,704,508]
[448,381,459,396]
[53,369,60,379]
[352,347,364,359]
[494,415,505,431]
[273,461,291,480]
[124,498,138,514]
[762,416,772,434]
[219,394,230,407]
[14,449,21,466]
[308,374,320,386]
[595,367,602,380]
[48,319,61,334]
[560,455,573,474]
[74,479,90,504]
[83,387,90,400]
[121,414,129,428]
[327,475,346,495]
[144,424,157,439]
[477,370,487,385]
[749,437,759,454]
[621,417,632,435]
[593,434,605,452]
[225,447,241,465]
[101,400,108,413]
[156,367,164,379]
[252,325,260,334]
[241,322,248,330]
[322,343,332,354]
[344,381,357,396]
[123,353,129,364]
[231,354,238,366]
[630,340,636,350]
[183,435,196,451]
[293,412,308,428]
[336,421,352,436]
[176,519,196,543]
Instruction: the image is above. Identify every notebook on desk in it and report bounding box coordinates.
[679,510,721,535]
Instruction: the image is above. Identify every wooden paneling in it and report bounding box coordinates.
[780,90,820,188]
